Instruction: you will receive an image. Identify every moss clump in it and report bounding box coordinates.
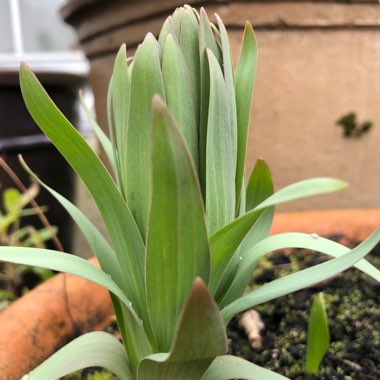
[227,238,380,380]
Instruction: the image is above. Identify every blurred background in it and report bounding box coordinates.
[1,0,380,258]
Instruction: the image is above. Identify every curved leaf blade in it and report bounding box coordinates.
[209,178,347,294]
[24,332,131,380]
[19,63,146,321]
[146,97,210,351]
[221,228,380,323]
[0,247,139,321]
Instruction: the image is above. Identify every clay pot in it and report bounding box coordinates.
[0,210,378,379]
[61,0,380,211]
[0,257,113,380]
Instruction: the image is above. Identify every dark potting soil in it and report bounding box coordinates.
[64,236,380,380]
[228,235,380,380]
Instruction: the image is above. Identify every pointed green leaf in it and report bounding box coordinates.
[235,22,257,208]
[139,278,227,380]
[0,246,139,320]
[216,14,237,208]
[209,178,349,297]
[224,232,380,310]
[258,178,348,209]
[306,293,330,374]
[216,160,275,304]
[110,45,130,192]
[246,159,274,210]
[146,97,210,351]
[158,17,173,48]
[19,63,146,324]
[25,332,131,380]
[173,7,201,119]
[202,355,289,380]
[218,208,274,307]
[198,7,222,195]
[126,34,165,239]
[20,158,152,372]
[221,228,380,323]
[162,34,199,170]
[206,48,236,234]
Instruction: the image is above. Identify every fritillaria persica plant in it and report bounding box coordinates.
[1,5,379,380]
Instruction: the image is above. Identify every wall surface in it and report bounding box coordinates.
[63,0,380,211]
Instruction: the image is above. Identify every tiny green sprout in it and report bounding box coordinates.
[306,292,330,374]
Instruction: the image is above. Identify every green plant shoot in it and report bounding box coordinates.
[0,5,379,380]
[306,292,330,374]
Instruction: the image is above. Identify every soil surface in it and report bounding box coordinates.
[228,235,380,380]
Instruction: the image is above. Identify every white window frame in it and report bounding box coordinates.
[0,0,88,75]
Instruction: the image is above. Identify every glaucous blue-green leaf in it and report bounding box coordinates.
[110,44,129,192]
[172,6,201,119]
[216,14,237,197]
[162,34,199,170]
[223,232,380,309]
[198,7,222,195]
[216,160,274,303]
[78,91,116,171]
[0,246,139,320]
[24,332,131,380]
[20,158,153,372]
[126,34,165,239]
[235,22,257,207]
[306,293,330,374]
[217,209,274,307]
[246,159,273,210]
[146,97,210,352]
[19,64,146,321]
[202,355,289,380]
[139,278,227,380]
[221,228,380,323]
[206,48,236,234]
[210,178,350,296]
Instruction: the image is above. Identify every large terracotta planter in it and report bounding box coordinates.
[62,0,380,211]
[0,209,378,379]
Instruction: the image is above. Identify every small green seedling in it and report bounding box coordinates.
[306,292,330,374]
